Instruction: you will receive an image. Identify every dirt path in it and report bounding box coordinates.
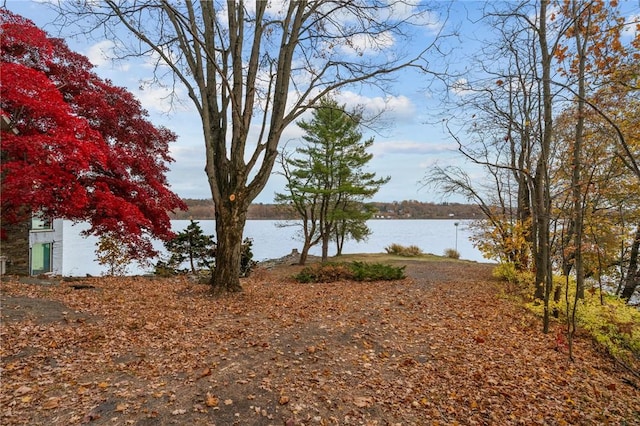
[1,259,638,425]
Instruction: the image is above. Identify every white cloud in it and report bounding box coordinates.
[450,78,473,97]
[85,40,115,67]
[336,91,416,122]
[372,140,455,156]
[338,32,396,56]
[622,14,639,38]
[134,84,190,114]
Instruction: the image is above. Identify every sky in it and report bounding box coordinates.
[5,1,640,204]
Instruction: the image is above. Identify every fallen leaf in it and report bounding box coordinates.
[199,367,212,378]
[42,397,60,410]
[224,399,233,405]
[353,396,373,408]
[116,403,128,412]
[279,395,290,405]
[14,386,32,396]
[171,409,187,415]
[206,393,218,407]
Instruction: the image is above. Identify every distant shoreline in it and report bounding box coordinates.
[170,199,483,221]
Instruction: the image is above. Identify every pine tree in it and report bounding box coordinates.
[276,98,389,263]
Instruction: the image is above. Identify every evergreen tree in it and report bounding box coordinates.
[276,98,389,263]
[164,220,216,274]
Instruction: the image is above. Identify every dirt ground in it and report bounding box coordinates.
[1,257,639,425]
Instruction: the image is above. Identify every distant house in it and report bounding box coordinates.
[28,216,64,275]
[0,215,64,276]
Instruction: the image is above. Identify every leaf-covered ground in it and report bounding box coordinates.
[1,258,638,425]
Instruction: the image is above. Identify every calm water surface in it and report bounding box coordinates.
[62,219,489,276]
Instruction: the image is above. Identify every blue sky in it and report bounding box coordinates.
[5,1,640,204]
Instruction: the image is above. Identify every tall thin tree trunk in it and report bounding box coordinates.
[621,224,640,300]
[299,238,312,265]
[571,0,588,299]
[537,0,554,334]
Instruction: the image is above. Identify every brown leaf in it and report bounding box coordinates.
[42,397,61,410]
[279,395,290,405]
[198,367,212,378]
[14,386,32,396]
[353,396,373,408]
[205,393,218,407]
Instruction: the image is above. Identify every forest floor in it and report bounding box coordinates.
[1,255,639,425]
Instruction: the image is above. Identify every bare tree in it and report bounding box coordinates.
[424,0,578,332]
[56,0,450,292]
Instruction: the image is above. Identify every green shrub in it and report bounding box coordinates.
[525,278,640,366]
[240,238,257,277]
[444,248,460,259]
[350,261,406,281]
[295,263,354,283]
[295,261,406,283]
[384,243,422,257]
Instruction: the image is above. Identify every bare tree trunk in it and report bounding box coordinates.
[299,238,312,266]
[321,229,330,262]
[537,0,555,334]
[571,0,588,300]
[621,224,640,301]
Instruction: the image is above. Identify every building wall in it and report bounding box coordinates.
[1,220,30,275]
[29,219,64,275]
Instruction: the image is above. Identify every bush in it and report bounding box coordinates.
[350,261,406,281]
[295,263,354,283]
[384,243,422,257]
[240,237,257,277]
[444,248,460,259]
[525,281,640,365]
[492,262,519,283]
[295,261,405,283]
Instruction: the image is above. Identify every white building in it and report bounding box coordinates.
[28,216,64,275]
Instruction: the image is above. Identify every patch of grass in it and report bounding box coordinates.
[295,261,406,283]
[384,243,422,257]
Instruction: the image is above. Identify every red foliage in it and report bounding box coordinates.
[0,10,186,258]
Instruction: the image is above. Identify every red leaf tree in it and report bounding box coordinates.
[0,10,186,260]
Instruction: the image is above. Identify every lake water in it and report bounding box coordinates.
[62,219,490,276]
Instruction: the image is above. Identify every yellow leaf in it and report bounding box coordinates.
[21,395,33,403]
[98,382,109,389]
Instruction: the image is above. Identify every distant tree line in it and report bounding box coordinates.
[170,199,483,221]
